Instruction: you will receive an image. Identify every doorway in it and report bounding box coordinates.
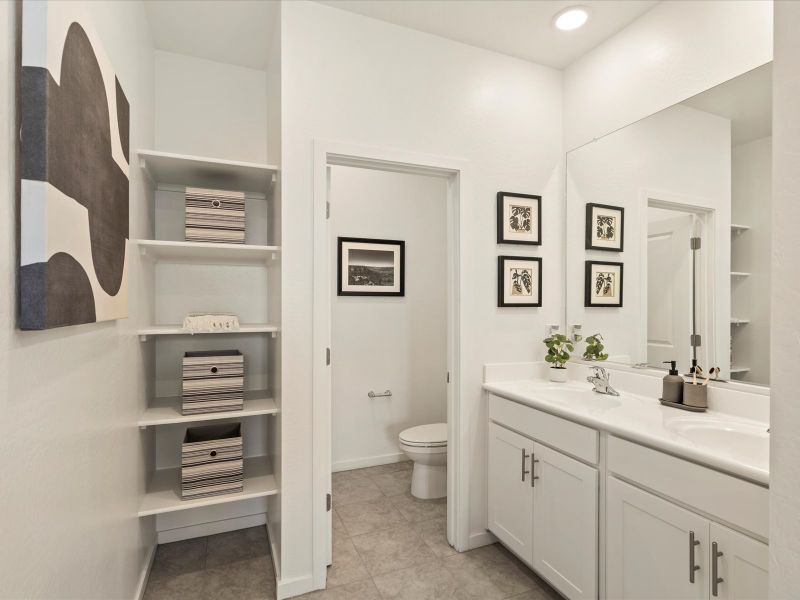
[311,142,469,590]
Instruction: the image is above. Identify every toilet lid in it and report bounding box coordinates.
[399,423,447,447]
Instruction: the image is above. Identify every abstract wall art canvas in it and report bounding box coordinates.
[498,256,542,307]
[497,191,541,245]
[18,2,130,330]
[585,260,624,307]
[337,237,405,296]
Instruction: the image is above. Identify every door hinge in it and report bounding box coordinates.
[326,201,330,219]
[690,237,701,250]
[690,334,702,347]
[326,493,332,511]
[326,347,331,366]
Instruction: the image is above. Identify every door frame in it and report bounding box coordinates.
[312,139,470,589]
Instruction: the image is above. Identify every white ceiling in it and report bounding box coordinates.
[317,0,659,69]
[144,0,279,70]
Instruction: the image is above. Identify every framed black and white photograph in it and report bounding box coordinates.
[338,237,405,296]
[498,256,542,307]
[497,192,541,245]
[585,260,624,307]
[585,203,624,252]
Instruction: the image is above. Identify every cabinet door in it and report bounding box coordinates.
[607,477,709,600]
[487,422,534,564]
[532,442,598,600]
[709,523,768,600]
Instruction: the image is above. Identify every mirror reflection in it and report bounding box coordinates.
[566,64,772,386]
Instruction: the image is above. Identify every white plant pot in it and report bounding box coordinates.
[549,367,568,383]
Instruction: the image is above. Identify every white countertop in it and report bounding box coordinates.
[483,379,769,485]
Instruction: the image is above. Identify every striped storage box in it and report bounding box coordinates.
[182,350,244,415]
[181,423,244,500]
[185,187,246,244]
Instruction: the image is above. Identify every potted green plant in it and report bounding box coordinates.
[543,333,573,382]
[583,333,609,362]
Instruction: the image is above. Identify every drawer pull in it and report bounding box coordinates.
[531,456,540,488]
[210,451,217,458]
[521,449,530,482]
[712,542,724,596]
[211,199,222,208]
[210,366,219,374]
[689,531,701,583]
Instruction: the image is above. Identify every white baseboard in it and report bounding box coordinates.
[333,452,407,472]
[468,530,497,550]
[266,515,281,580]
[134,544,156,600]
[157,513,266,544]
[276,573,316,600]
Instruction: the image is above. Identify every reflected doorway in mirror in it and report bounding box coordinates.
[585,260,624,307]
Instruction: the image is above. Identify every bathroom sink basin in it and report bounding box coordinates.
[666,419,769,465]
[536,383,623,411]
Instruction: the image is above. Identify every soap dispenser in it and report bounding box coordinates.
[661,361,684,404]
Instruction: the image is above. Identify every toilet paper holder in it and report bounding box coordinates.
[368,389,392,399]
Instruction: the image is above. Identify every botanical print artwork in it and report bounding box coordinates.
[585,261,623,307]
[338,238,405,296]
[595,271,615,297]
[586,203,624,252]
[498,256,541,307]
[509,205,532,234]
[19,4,130,329]
[497,192,541,245]
[510,267,533,296]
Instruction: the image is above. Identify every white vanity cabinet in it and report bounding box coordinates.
[708,522,769,600]
[488,395,598,600]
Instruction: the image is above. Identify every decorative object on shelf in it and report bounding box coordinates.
[18,6,130,330]
[582,333,609,361]
[543,332,573,382]
[185,187,246,244]
[496,192,542,245]
[182,313,240,334]
[497,256,542,307]
[585,203,624,252]
[182,350,244,415]
[181,423,243,500]
[585,260,624,307]
[337,237,405,296]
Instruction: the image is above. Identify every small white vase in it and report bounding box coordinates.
[549,367,568,383]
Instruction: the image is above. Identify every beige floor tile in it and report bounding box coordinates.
[148,537,207,582]
[333,476,384,506]
[412,516,457,558]
[370,469,413,497]
[204,555,276,600]
[332,469,369,485]
[373,562,460,599]
[206,526,269,568]
[143,570,207,600]
[332,508,349,538]
[299,578,381,599]
[389,492,447,523]
[349,524,437,577]
[442,544,534,599]
[359,461,412,478]
[336,496,407,536]
[327,536,370,588]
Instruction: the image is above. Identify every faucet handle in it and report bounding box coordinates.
[592,366,607,378]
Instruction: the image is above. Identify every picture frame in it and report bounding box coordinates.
[585,203,624,252]
[497,192,542,245]
[498,256,542,307]
[337,237,405,296]
[585,260,624,307]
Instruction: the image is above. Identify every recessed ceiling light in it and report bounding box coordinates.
[554,6,590,31]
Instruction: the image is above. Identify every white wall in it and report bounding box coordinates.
[279,0,563,587]
[566,105,731,372]
[770,1,800,595]
[330,166,447,471]
[154,50,268,163]
[0,1,156,598]
[731,136,772,385]
[564,0,773,151]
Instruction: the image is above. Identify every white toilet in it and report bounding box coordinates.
[398,423,447,500]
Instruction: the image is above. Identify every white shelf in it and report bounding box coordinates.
[731,224,751,233]
[730,271,751,277]
[138,149,278,193]
[138,392,277,428]
[137,323,279,341]
[730,366,751,375]
[136,239,280,266]
[731,318,750,325]
[138,457,277,517]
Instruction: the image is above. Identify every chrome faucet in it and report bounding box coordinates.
[587,366,620,396]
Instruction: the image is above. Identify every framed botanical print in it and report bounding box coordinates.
[585,260,623,307]
[338,237,405,296]
[585,203,624,252]
[497,192,541,245]
[498,256,542,307]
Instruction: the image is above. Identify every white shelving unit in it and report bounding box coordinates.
[730,318,750,325]
[730,271,750,278]
[730,222,750,379]
[730,366,751,375]
[139,391,277,428]
[137,323,279,341]
[136,239,280,266]
[731,223,751,234]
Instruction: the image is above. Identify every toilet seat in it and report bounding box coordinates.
[399,423,447,448]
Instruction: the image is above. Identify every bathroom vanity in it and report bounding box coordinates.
[484,371,769,600]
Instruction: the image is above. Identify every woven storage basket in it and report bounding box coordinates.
[181,423,243,500]
[182,350,244,415]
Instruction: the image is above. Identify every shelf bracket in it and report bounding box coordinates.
[139,334,148,342]
[270,331,278,339]
[271,173,277,184]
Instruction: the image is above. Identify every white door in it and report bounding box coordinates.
[647,213,694,372]
[708,523,768,600]
[532,442,598,600]
[607,477,709,600]
[487,422,534,565]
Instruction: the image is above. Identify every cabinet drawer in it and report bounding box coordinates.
[488,394,598,464]
[607,436,768,538]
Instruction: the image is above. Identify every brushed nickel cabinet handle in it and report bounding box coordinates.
[712,541,724,596]
[521,449,530,482]
[689,531,701,583]
[531,457,540,488]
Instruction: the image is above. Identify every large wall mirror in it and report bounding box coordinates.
[566,64,772,387]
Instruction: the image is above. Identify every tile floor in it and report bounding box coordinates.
[144,461,562,600]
